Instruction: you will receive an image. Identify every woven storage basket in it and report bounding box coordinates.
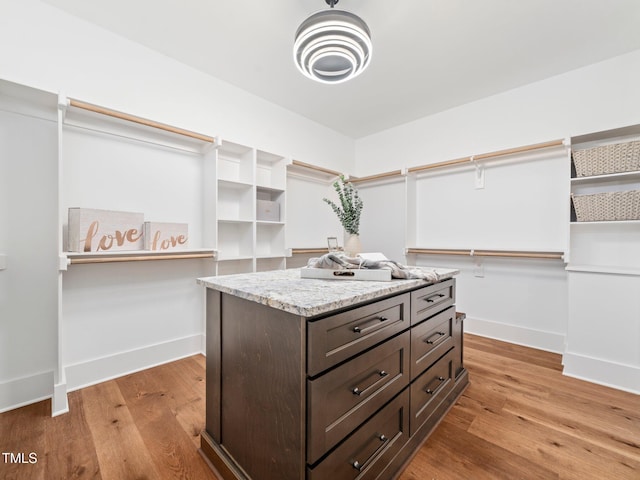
[572,140,640,177]
[571,190,640,222]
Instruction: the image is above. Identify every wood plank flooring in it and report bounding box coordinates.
[1,335,638,480]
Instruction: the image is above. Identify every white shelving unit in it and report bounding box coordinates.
[565,126,640,393]
[59,96,219,263]
[568,127,640,270]
[214,140,288,274]
[55,96,221,415]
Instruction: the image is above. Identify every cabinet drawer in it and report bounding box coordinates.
[308,293,410,376]
[411,306,455,379]
[307,331,410,464]
[410,348,455,435]
[307,390,410,480]
[410,279,455,325]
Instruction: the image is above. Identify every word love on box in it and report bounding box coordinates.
[68,208,144,252]
[144,222,189,251]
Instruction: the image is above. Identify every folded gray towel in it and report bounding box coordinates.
[307,253,441,281]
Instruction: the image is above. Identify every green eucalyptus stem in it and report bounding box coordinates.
[323,175,364,235]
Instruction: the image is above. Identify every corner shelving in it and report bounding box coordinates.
[257,150,287,190]
[214,140,288,274]
[217,141,253,183]
[217,180,254,222]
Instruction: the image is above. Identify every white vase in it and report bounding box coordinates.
[343,232,362,257]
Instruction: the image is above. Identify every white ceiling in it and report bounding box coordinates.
[43,0,640,138]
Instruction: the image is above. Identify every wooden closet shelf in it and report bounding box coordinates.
[66,249,217,265]
[288,160,342,178]
[407,248,565,260]
[68,99,215,144]
[408,139,565,174]
[291,248,331,255]
[349,170,404,184]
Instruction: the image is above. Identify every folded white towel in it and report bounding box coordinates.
[307,253,441,282]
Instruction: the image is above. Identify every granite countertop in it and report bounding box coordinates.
[197,267,458,317]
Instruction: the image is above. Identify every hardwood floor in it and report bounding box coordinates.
[1,335,638,480]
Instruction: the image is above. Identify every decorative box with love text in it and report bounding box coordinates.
[143,222,189,251]
[67,208,144,252]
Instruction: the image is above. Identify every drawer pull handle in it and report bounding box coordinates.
[425,376,446,395]
[353,316,388,334]
[352,370,389,396]
[425,293,446,303]
[424,331,446,344]
[351,433,390,472]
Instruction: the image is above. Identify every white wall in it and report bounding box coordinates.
[2,0,639,412]
[286,176,341,248]
[355,49,640,175]
[0,0,355,412]
[357,179,407,261]
[59,124,210,394]
[354,49,640,391]
[0,0,355,173]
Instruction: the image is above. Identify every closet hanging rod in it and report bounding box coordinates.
[289,160,342,177]
[291,247,330,254]
[407,139,565,174]
[350,169,404,184]
[407,248,564,260]
[68,99,215,144]
[68,251,216,264]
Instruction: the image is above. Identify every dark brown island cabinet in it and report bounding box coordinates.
[197,268,468,480]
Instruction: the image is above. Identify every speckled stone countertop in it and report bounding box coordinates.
[197,267,458,317]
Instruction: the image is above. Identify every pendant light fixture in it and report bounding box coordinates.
[294,0,372,84]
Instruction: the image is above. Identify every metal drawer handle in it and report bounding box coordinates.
[352,370,389,396]
[353,316,388,334]
[425,293,446,303]
[425,376,446,395]
[351,433,390,472]
[424,331,446,345]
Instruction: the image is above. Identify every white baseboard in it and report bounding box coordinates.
[65,333,205,392]
[0,335,204,414]
[465,316,566,354]
[563,352,640,395]
[466,316,639,394]
[0,370,53,413]
[52,382,69,416]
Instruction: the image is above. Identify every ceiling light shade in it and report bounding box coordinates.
[294,3,372,84]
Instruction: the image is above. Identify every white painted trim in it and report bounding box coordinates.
[563,352,640,395]
[0,370,53,413]
[52,382,69,417]
[465,316,566,354]
[0,335,205,414]
[65,334,205,392]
